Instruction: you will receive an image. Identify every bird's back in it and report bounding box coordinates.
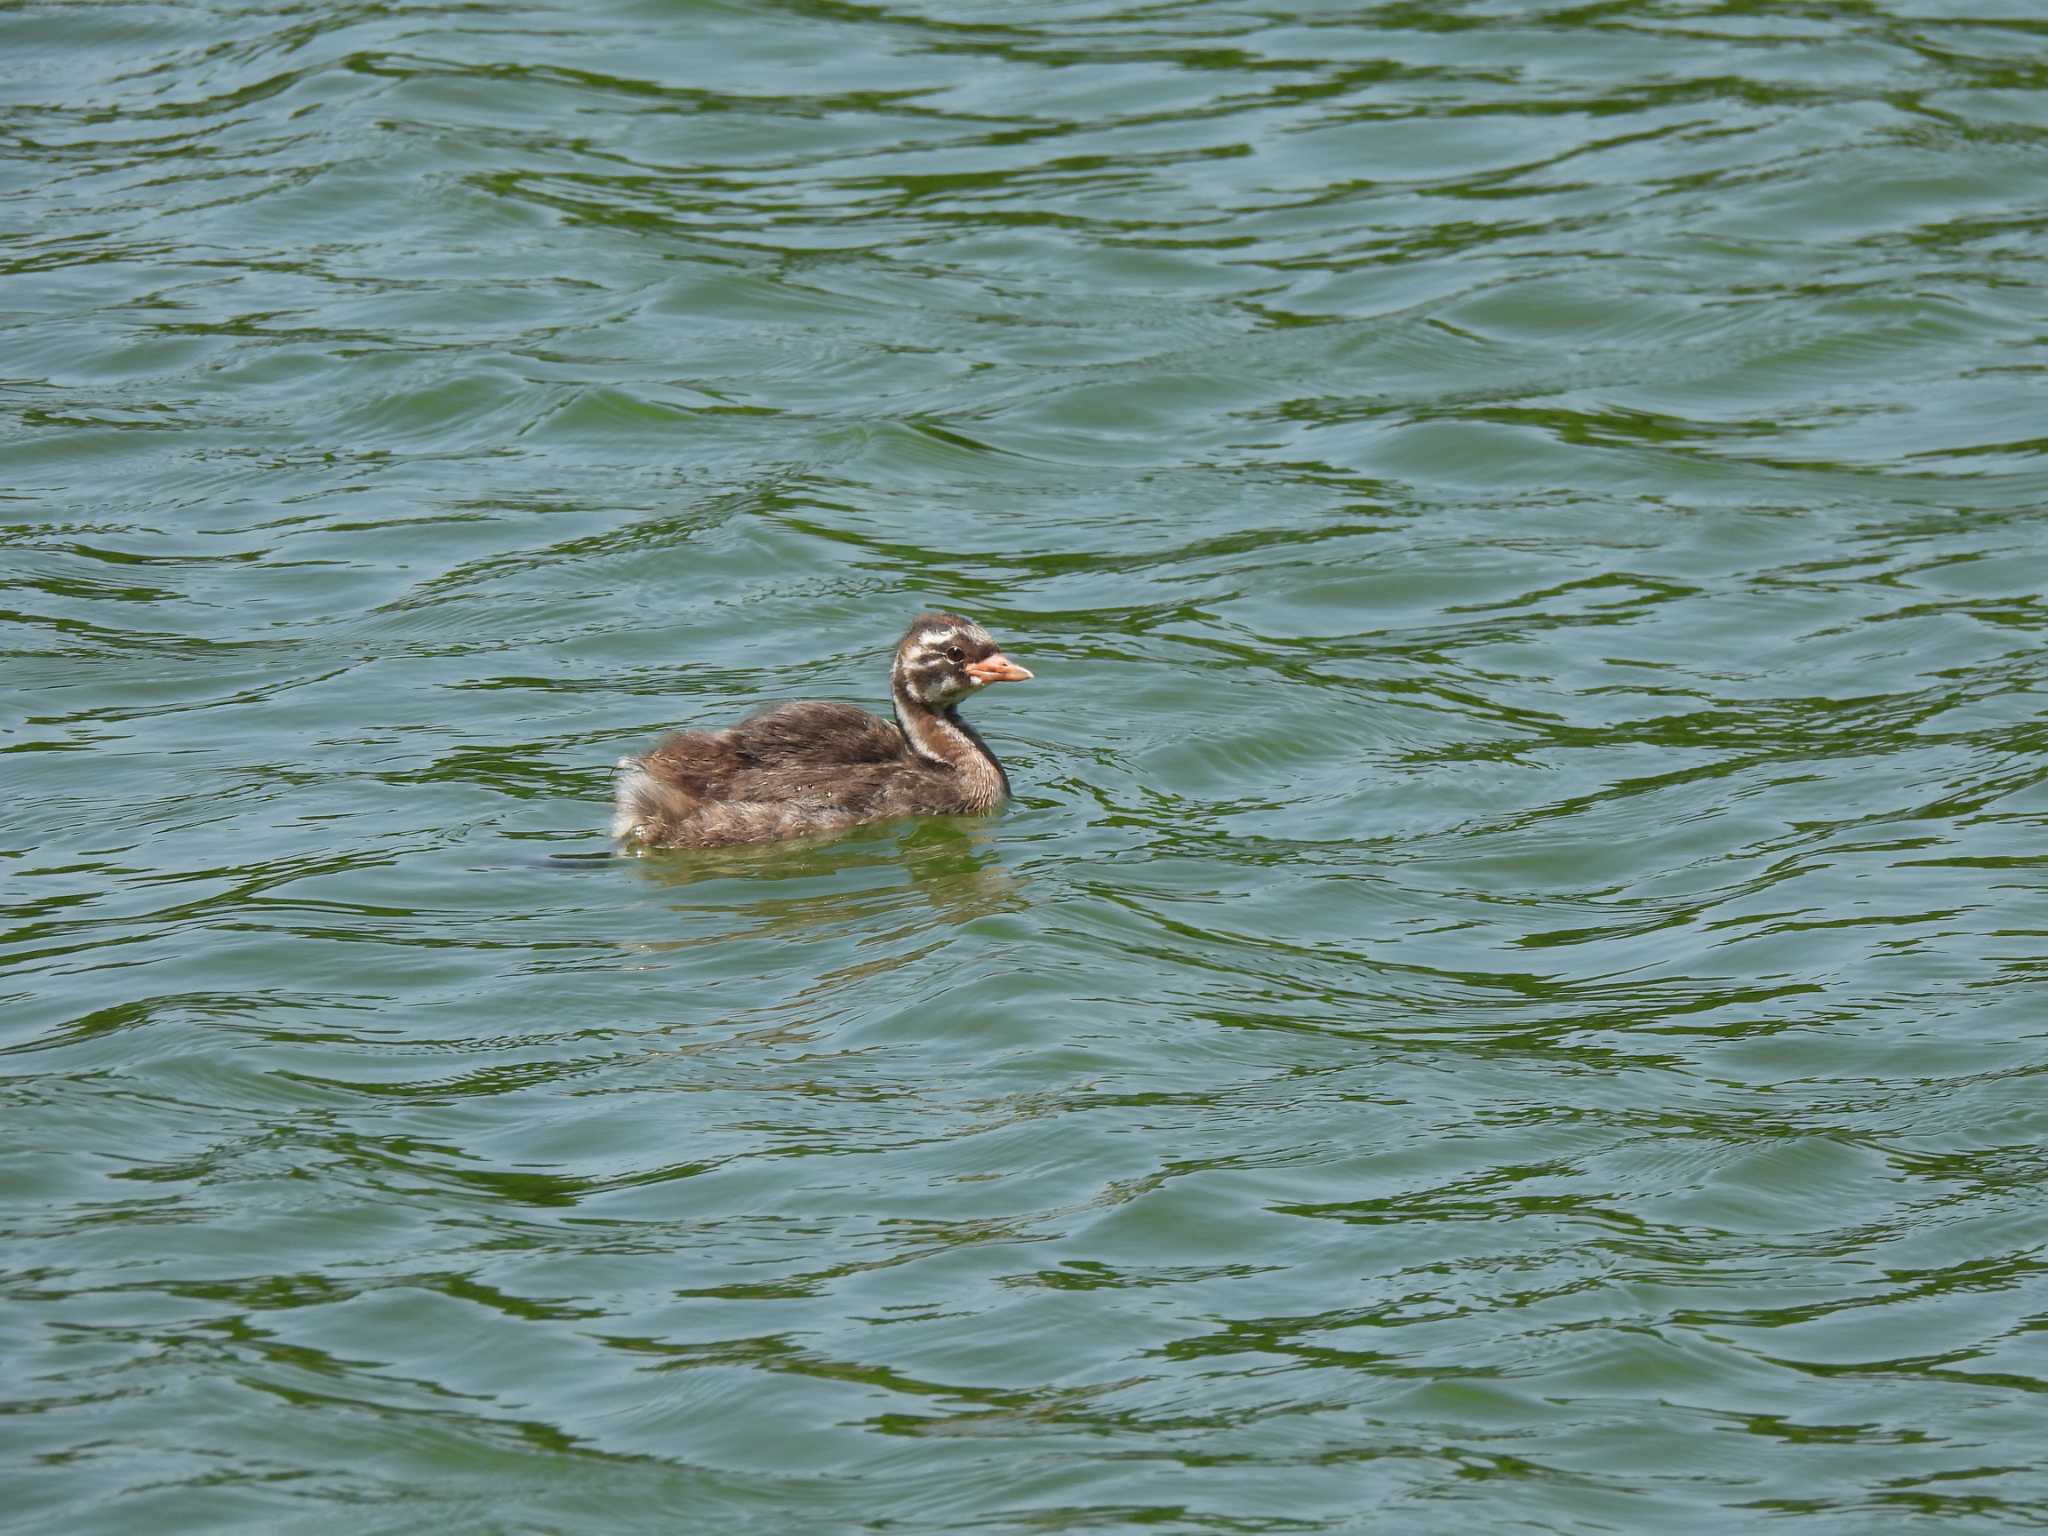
[729,700,907,766]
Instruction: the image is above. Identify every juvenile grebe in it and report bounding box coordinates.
[611,612,1032,849]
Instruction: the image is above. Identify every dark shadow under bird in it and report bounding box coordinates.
[611,612,1032,850]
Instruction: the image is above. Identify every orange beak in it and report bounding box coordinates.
[964,653,1033,685]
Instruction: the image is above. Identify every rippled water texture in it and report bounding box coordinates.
[6,1,2048,1530]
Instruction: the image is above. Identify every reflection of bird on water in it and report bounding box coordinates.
[612,612,1032,850]
[627,820,1028,937]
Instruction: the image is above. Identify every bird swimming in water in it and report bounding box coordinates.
[612,612,1032,850]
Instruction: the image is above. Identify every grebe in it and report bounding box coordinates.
[612,612,1032,849]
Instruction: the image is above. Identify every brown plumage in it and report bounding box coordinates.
[612,612,1033,850]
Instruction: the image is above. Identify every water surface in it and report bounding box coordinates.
[5,1,2048,1531]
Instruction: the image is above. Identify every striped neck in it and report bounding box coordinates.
[892,684,1009,806]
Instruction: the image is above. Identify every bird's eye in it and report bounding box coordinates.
[946,645,964,663]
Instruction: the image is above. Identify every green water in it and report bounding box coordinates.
[6,1,2048,1530]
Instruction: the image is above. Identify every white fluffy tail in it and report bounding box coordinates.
[611,756,662,845]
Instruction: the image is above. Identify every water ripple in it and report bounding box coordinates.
[5,0,2048,1531]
